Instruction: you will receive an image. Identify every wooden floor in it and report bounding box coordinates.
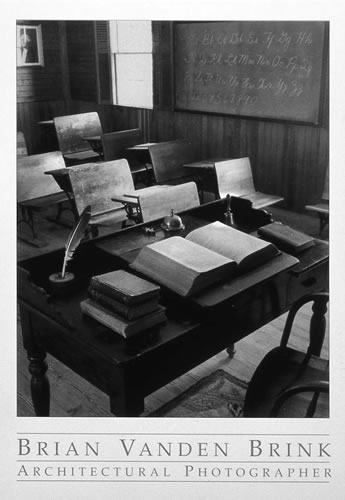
[17,204,329,417]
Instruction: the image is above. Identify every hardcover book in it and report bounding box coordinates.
[90,269,160,305]
[88,288,160,320]
[258,222,315,255]
[80,299,166,338]
[130,221,280,297]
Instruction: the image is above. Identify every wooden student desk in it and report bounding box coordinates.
[183,159,227,198]
[83,135,103,158]
[17,200,329,417]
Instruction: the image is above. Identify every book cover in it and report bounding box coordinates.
[258,222,315,254]
[88,287,160,320]
[80,299,166,338]
[90,269,160,305]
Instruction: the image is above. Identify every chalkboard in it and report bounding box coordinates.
[174,21,326,123]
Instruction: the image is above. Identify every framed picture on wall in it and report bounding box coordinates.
[16,24,44,67]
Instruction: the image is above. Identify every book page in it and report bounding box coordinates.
[131,236,237,296]
[186,221,279,271]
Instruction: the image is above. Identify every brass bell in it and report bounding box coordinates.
[161,209,185,231]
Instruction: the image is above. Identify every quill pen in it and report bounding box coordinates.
[61,205,91,278]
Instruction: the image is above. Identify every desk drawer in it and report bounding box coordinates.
[287,264,328,305]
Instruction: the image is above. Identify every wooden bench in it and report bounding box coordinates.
[305,167,329,235]
[148,139,202,189]
[17,151,70,245]
[112,182,200,224]
[214,157,284,209]
[53,112,103,166]
[102,128,153,186]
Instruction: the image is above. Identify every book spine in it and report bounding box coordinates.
[80,299,128,336]
[90,278,160,305]
[81,299,166,338]
[88,288,159,320]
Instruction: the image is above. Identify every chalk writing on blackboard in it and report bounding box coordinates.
[174,22,325,123]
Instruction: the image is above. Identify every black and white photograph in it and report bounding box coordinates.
[16,23,44,66]
[3,0,345,498]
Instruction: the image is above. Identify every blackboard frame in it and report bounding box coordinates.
[173,21,328,125]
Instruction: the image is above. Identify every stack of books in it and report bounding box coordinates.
[80,269,166,338]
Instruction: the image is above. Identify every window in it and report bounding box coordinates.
[109,21,153,108]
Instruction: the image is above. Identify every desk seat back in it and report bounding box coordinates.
[139,182,200,222]
[322,166,329,201]
[17,151,66,203]
[17,131,28,157]
[102,128,143,161]
[69,159,135,216]
[215,157,255,199]
[148,140,198,183]
[54,112,102,155]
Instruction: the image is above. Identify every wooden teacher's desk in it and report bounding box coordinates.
[17,200,329,417]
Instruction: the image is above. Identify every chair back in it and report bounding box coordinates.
[53,112,102,155]
[17,131,28,157]
[102,128,143,161]
[322,166,329,201]
[68,159,135,216]
[148,140,198,183]
[244,293,329,418]
[17,151,65,203]
[214,157,255,199]
[139,182,200,222]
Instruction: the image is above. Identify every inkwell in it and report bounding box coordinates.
[49,205,91,295]
[224,194,234,226]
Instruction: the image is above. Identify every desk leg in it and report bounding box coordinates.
[319,213,329,235]
[109,370,145,417]
[28,351,50,417]
[19,306,50,416]
[226,344,236,359]
[110,396,144,417]
[309,295,328,356]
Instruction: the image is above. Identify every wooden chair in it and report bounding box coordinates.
[305,167,329,235]
[214,157,284,209]
[53,112,103,166]
[148,139,202,188]
[17,151,70,244]
[243,293,329,418]
[113,182,200,224]
[17,131,28,157]
[102,128,153,186]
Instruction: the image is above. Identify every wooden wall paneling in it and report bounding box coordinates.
[279,124,295,206]
[296,126,312,211]
[287,126,304,210]
[152,109,174,142]
[224,117,238,158]
[256,121,286,197]
[66,21,98,102]
[58,21,72,109]
[244,120,259,174]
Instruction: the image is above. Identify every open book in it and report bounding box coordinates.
[130,221,280,297]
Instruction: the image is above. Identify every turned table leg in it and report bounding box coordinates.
[226,343,236,358]
[308,295,328,356]
[28,351,50,417]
